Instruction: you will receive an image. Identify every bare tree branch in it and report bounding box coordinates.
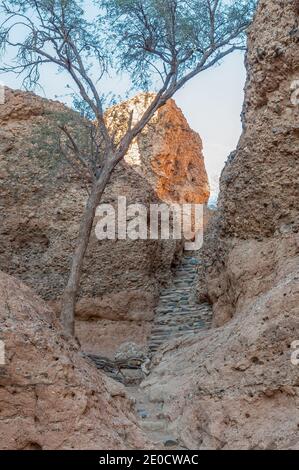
[0,0,257,334]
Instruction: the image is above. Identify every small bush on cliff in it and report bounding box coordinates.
[0,0,257,335]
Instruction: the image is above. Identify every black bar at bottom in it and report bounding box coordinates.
[0,450,298,467]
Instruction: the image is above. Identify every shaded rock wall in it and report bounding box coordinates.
[0,271,150,450]
[199,0,299,325]
[218,0,299,239]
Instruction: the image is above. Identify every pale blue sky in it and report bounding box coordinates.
[1,28,246,200]
[176,51,246,197]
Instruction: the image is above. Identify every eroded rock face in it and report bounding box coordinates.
[0,271,149,450]
[217,0,299,239]
[106,93,210,204]
[199,0,299,324]
[141,0,299,450]
[0,88,209,355]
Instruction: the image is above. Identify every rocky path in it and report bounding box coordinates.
[87,252,212,448]
[130,252,213,449]
[148,253,212,354]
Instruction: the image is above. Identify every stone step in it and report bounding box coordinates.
[161,303,206,308]
[151,328,202,338]
[155,313,211,320]
[155,312,199,318]
[156,305,210,318]
[150,327,206,339]
[181,261,199,266]
[172,280,195,285]
[174,273,197,278]
[154,315,207,322]
[159,289,192,297]
[150,333,203,343]
[161,280,195,292]
[172,281,195,285]
[155,310,210,316]
[155,317,207,324]
[163,304,210,310]
[157,300,191,305]
[174,274,196,278]
[160,288,193,293]
[156,305,197,312]
[175,268,197,273]
[147,254,211,357]
[158,296,192,301]
[153,318,207,324]
[160,288,193,294]
[153,325,206,332]
[154,321,204,327]
[151,325,205,335]
[155,322,200,328]
[158,301,192,307]
[170,285,194,290]
[175,266,197,271]
[175,269,197,274]
[163,282,195,287]
[161,286,194,292]
[155,310,209,317]
[151,323,205,332]
[153,321,205,328]
[172,280,196,286]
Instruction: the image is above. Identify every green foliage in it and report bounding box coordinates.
[103,0,257,90]
[72,95,96,120]
[30,109,78,163]
[0,0,107,90]
[0,0,257,95]
[30,108,101,184]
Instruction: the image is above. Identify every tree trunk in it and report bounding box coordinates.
[60,164,113,335]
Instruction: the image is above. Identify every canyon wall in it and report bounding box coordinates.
[0,89,209,355]
[199,0,299,326]
[0,270,150,450]
[142,0,299,449]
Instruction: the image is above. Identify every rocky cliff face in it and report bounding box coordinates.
[199,0,299,325]
[141,0,299,449]
[0,271,150,450]
[0,88,209,356]
[218,0,299,239]
[106,93,210,205]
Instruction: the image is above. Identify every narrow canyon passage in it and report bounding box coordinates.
[86,250,213,449]
[2,1,299,452]
[130,251,213,449]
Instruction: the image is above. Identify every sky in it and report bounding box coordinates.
[176,51,246,198]
[0,10,247,202]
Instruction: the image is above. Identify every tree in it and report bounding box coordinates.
[0,0,257,336]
